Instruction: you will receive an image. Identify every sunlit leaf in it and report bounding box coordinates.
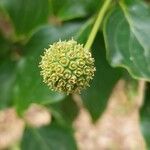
[21,123,77,150]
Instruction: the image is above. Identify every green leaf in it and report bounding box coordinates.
[13,23,83,113]
[13,57,65,114]
[21,123,77,150]
[103,1,150,81]
[50,95,79,125]
[25,23,83,55]
[51,0,100,21]
[0,0,49,35]
[140,83,150,148]
[120,0,150,61]
[81,33,122,121]
[0,60,16,109]
[0,32,10,61]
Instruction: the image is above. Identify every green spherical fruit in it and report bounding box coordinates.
[39,39,96,94]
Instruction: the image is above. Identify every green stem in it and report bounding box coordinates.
[84,0,112,50]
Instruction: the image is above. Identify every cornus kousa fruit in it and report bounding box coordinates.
[39,39,96,94]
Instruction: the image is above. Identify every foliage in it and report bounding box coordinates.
[0,0,150,149]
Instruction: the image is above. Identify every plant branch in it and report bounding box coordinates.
[84,0,112,50]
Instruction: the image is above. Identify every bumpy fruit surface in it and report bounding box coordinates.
[39,39,96,94]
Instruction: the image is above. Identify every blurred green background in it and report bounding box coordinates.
[0,0,150,149]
